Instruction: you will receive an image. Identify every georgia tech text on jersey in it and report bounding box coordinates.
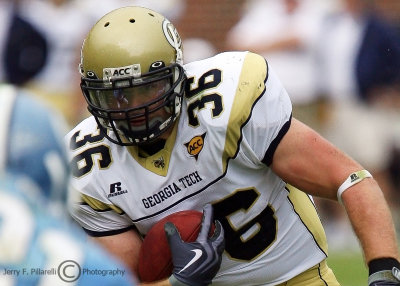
[142,171,203,209]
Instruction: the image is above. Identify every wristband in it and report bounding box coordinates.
[369,258,400,275]
[337,170,372,204]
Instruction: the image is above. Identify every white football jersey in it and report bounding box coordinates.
[66,51,328,285]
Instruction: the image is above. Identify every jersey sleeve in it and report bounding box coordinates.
[237,52,293,166]
[65,118,134,237]
[68,184,134,237]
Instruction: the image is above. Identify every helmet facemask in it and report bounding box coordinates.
[81,63,185,146]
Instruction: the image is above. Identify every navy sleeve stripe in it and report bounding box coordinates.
[262,114,292,166]
[83,225,135,237]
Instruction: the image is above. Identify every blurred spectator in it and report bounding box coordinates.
[226,0,332,128]
[0,0,48,86]
[372,0,400,35]
[315,0,400,183]
[0,84,138,285]
[16,0,93,127]
[314,0,400,248]
[0,84,69,216]
[183,38,217,63]
[76,0,185,27]
[356,2,400,105]
[176,0,245,54]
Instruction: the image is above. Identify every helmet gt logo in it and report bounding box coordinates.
[162,19,183,65]
[184,133,206,160]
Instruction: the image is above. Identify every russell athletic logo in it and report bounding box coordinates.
[108,182,128,198]
[184,133,206,160]
[350,173,359,183]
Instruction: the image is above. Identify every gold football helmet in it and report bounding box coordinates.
[79,6,186,145]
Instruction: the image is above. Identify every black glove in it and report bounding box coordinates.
[165,204,225,286]
[369,265,400,286]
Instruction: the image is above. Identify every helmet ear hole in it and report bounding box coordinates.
[150,61,166,71]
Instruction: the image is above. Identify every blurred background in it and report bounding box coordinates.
[0,0,399,285]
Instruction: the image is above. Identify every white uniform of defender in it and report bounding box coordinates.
[66,51,328,285]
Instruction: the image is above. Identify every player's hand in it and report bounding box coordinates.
[369,267,400,286]
[164,204,225,286]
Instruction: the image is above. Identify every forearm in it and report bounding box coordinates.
[91,230,142,275]
[341,178,399,263]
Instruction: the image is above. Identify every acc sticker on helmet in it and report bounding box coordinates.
[103,64,141,81]
[184,133,206,160]
[162,19,183,65]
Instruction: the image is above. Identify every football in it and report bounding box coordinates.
[138,210,209,282]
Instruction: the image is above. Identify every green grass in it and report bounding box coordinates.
[327,250,367,286]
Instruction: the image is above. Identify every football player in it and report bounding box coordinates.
[66,6,400,286]
[0,85,138,285]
